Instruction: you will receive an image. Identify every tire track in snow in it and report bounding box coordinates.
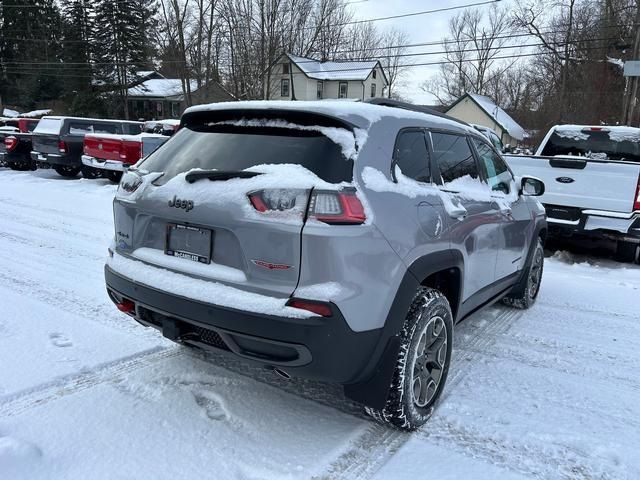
[0,194,113,227]
[316,306,524,480]
[0,346,182,418]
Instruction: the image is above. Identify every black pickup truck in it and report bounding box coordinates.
[31,116,142,178]
[0,118,40,170]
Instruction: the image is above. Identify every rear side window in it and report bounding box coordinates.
[393,130,430,182]
[123,123,143,135]
[68,122,118,135]
[33,118,62,135]
[541,129,640,161]
[140,125,353,184]
[431,132,479,183]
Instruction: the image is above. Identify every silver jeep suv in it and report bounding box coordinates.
[105,99,546,430]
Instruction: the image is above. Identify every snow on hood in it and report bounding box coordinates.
[553,125,640,142]
[207,118,366,160]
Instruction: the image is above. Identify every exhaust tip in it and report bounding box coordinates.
[273,368,291,380]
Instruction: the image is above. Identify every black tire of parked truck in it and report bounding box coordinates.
[54,166,81,178]
[503,239,544,309]
[616,241,640,264]
[365,287,453,430]
[105,171,123,183]
[7,161,31,171]
[81,166,103,179]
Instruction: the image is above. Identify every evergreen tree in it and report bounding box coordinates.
[0,0,63,110]
[93,0,158,118]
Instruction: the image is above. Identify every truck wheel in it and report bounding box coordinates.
[54,166,81,178]
[105,171,123,183]
[503,239,544,309]
[616,241,640,264]
[8,161,30,171]
[81,166,102,179]
[365,287,453,430]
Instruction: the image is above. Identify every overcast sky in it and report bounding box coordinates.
[348,0,510,105]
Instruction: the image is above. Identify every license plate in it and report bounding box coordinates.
[165,224,212,264]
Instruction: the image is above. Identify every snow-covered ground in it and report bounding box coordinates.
[1,168,639,480]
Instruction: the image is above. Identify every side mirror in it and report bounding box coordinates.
[520,176,545,196]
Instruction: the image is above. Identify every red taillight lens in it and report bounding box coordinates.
[634,176,640,211]
[247,189,308,215]
[308,190,366,225]
[286,298,333,317]
[4,136,18,152]
[116,299,135,314]
[58,140,67,154]
[121,140,142,164]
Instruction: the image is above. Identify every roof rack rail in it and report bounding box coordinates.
[364,98,470,127]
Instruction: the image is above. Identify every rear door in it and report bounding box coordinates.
[120,121,355,296]
[472,138,530,279]
[32,117,63,155]
[431,131,501,300]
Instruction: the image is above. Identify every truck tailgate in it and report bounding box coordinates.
[505,155,640,213]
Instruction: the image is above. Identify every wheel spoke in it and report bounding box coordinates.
[411,315,449,409]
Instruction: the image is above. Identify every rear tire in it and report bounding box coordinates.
[81,165,102,179]
[8,161,30,171]
[503,239,544,309]
[365,287,453,430]
[616,241,640,264]
[54,166,81,178]
[105,171,123,183]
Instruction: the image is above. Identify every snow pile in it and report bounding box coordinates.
[294,282,344,301]
[2,108,19,118]
[444,175,518,208]
[107,252,316,318]
[143,164,348,224]
[607,56,624,69]
[20,109,52,118]
[207,118,366,160]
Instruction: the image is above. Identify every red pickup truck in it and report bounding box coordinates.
[81,133,168,182]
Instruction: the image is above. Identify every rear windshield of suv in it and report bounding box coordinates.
[33,118,63,135]
[540,129,640,162]
[139,125,353,184]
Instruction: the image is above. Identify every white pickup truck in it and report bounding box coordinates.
[505,125,640,263]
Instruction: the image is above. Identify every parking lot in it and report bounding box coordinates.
[0,168,638,479]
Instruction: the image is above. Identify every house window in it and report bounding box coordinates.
[372,70,377,79]
[338,82,348,99]
[370,83,376,98]
[281,78,290,97]
[317,81,323,100]
[282,63,290,75]
[171,102,180,118]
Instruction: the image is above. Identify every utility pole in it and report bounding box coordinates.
[622,1,640,125]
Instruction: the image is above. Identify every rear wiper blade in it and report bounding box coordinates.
[185,170,262,183]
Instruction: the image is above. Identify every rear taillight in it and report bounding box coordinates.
[308,190,366,225]
[248,188,366,225]
[58,140,67,154]
[4,136,18,152]
[286,298,333,317]
[121,140,142,164]
[634,176,640,211]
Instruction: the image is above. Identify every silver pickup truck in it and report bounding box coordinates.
[505,125,640,263]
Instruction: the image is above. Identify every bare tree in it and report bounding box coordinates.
[378,27,410,98]
[423,5,513,105]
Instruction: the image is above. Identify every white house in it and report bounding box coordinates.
[446,93,526,146]
[266,53,388,101]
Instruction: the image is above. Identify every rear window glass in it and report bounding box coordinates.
[139,125,353,184]
[123,123,143,135]
[68,122,119,135]
[541,129,640,161]
[33,118,62,135]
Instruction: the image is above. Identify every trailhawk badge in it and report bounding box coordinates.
[168,195,194,212]
[251,259,293,270]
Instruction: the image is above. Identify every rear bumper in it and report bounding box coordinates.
[104,265,386,387]
[545,205,640,243]
[82,155,127,172]
[31,151,78,167]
